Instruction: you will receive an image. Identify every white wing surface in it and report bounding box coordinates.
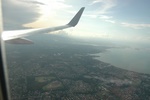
[2,7,85,44]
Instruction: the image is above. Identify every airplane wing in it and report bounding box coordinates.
[2,7,85,44]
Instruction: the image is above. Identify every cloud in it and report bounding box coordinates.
[2,0,41,30]
[36,0,72,10]
[90,0,103,5]
[121,22,150,29]
[84,13,114,19]
[99,15,116,23]
[21,0,45,5]
[23,0,73,28]
[105,19,116,23]
[99,15,113,19]
[90,0,117,14]
[83,14,98,18]
[85,0,117,24]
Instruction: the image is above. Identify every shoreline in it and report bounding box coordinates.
[90,47,150,75]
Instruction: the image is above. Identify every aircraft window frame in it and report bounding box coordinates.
[0,0,9,99]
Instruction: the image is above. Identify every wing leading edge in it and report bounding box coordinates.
[2,7,85,44]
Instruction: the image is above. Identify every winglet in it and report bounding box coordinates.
[67,7,85,27]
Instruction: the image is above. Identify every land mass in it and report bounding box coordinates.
[6,34,150,100]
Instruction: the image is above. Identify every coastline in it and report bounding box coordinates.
[91,47,150,75]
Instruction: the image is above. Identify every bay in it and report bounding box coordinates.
[94,47,150,74]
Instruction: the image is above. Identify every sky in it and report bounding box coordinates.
[2,0,150,44]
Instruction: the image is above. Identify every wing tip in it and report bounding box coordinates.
[67,7,85,27]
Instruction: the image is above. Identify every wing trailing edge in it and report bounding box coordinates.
[5,38,33,44]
